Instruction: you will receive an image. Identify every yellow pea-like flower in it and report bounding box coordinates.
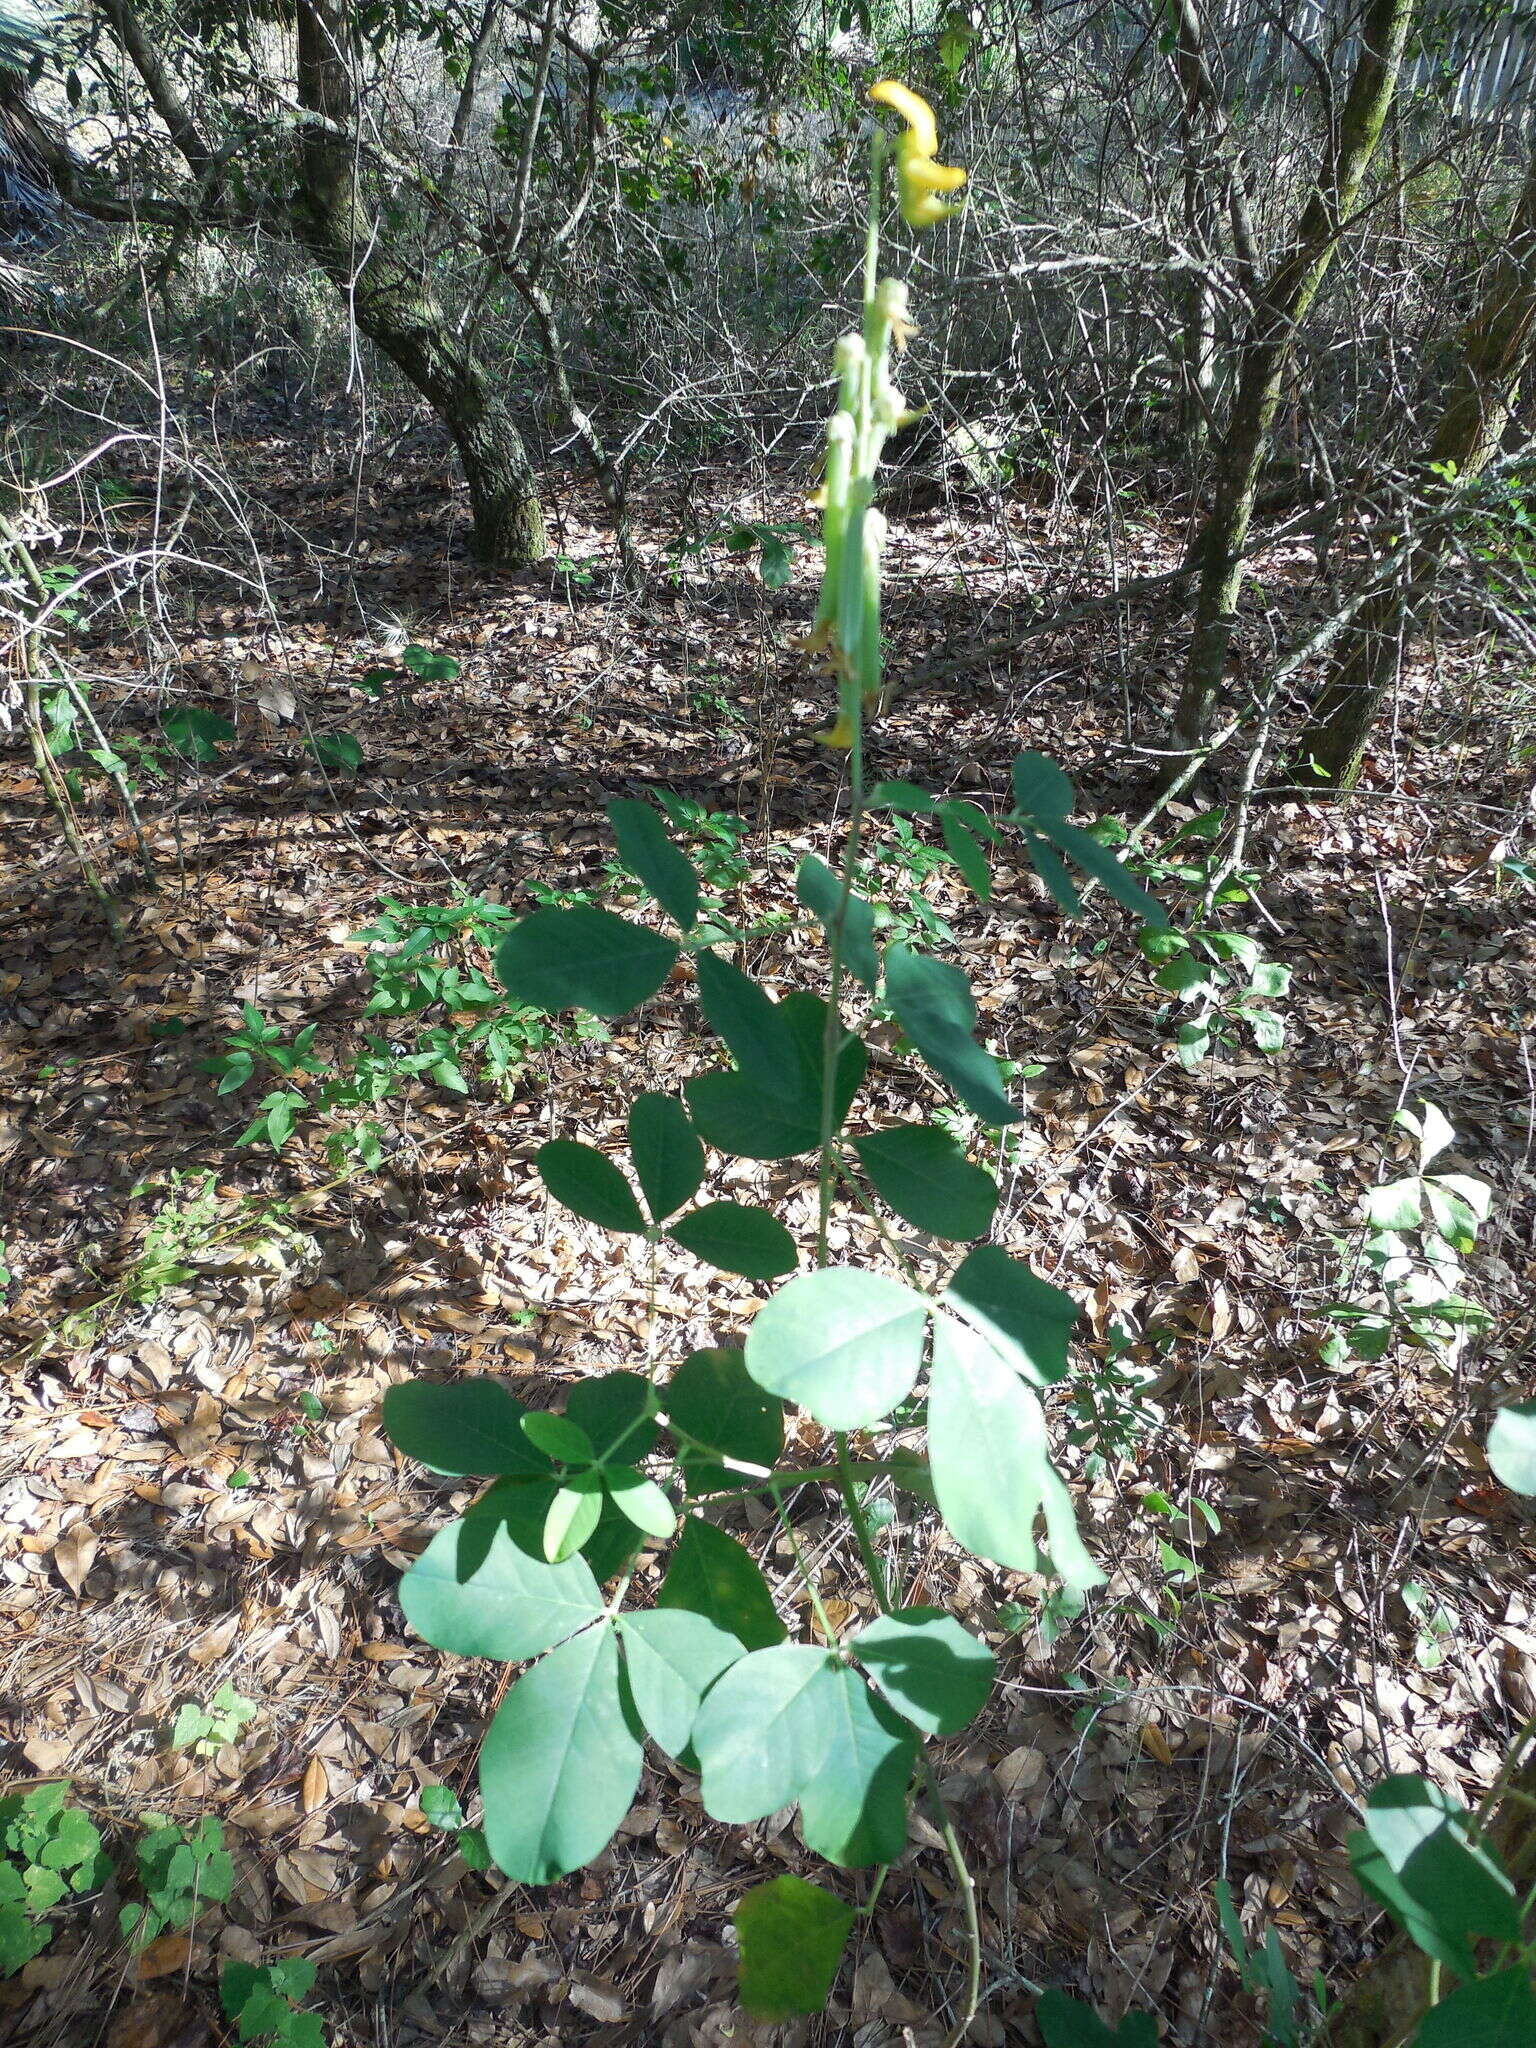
[869,79,967,229]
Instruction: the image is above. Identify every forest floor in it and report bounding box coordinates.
[2,411,1535,2048]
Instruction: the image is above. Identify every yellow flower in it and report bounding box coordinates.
[869,80,967,229]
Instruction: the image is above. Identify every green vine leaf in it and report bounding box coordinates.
[851,1607,996,1735]
[735,1874,853,2022]
[795,1664,917,1867]
[796,854,880,991]
[537,1139,647,1233]
[884,944,1023,1127]
[399,1491,605,1660]
[853,1123,998,1240]
[657,1517,786,1649]
[942,1244,1079,1387]
[607,798,701,931]
[382,1379,555,1479]
[616,1609,743,1756]
[566,1372,658,1465]
[668,1200,798,1279]
[745,1268,929,1430]
[666,1347,783,1494]
[601,1466,677,1540]
[628,1091,704,1222]
[692,1644,838,1822]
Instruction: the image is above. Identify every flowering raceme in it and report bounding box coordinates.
[868,80,967,228]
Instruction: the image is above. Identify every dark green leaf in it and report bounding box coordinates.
[851,1607,995,1735]
[668,1201,798,1279]
[745,1268,929,1430]
[399,1493,605,1660]
[1043,819,1166,925]
[1349,1774,1519,1977]
[521,1412,596,1464]
[796,855,880,991]
[419,1785,465,1831]
[942,1244,1079,1387]
[616,1609,743,1756]
[566,1372,658,1465]
[495,908,677,1017]
[695,951,801,1089]
[308,730,364,773]
[478,1623,641,1883]
[693,1644,838,1822]
[853,1124,998,1240]
[1488,1402,1536,1495]
[1417,1968,1536,2048]
[628,1092,704,1222]
[686,993,865,1158]
[607,799,701,931]
[796,1664,917,1866]
[382,1379,554,1479]
[735,1875,853,2022]
[928,1312,1102,1593]
[1020,827,1085,916]
[1036,1989,1161,2046]
[885,945,1023,1127]
[666,1347,783,1493]
[940,809,992,900]
[658,1517,785,1648]
[537,1139,647,1233]
[1011,752,1074,817]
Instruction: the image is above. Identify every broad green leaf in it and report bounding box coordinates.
[666,1347,783,1493]
[544,1472,604,1562]
[537,1139,646,1233]
[885,945,1023,1127]
[745,1268,929,1430]
[521,1411,595,1464]
[693,1644,838,1822]
[382,1379,554,1479]
[478,1623,641,1883]
[1042,819,1166,924]
[1417,1968,1536,2048]
[940,809,991,900]
[694,950,801,1090]
[668,1201,798,1279]
[495,907,677,1017]
[1366,1177,1422,1231]
[942,1244,1079,1387]
[735,1875,853,2022]
[308,729,363,773]
[399,1495,605,1660]
[601,1466,677,1540]
[657,1517,786,1648]
[628,1092,704,1222]
[928,1311,1102,1593]
[607,798,700,931]
[566,1372,658,1465]
[686,991,865,1159]
[418,1784,465,1831]
[796,1664,917,1867]
[1011,752,1074,818]
[851,1607,995,1735]
[1349,1774,1520,1978]
[1488,1402,1536,1495]
[1036,1989,1161,2046]
[853,1124,998,1240]
[616,1609,743,1756]
[796,854,880,991]
[1155,955,1214,998]
[1020,826,1084,917]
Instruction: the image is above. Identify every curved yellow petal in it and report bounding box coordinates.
[869,79,938,159]
[900,148,967,195]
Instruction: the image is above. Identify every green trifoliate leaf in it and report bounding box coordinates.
[851,1607,995,1734]
[884,944,1023,1127]
[745,1267,929,1430]
[607,798,700,931]
[382,1379,554,1479]
[853,1123,998,1240]
[657,1516,785,1648]
[735,1875,853,2022]
[495,906,677,1017]
[627,1091,704,1222]
[1349,1773,1519,1978]
[668,1201,798,1279]
[478,1623,640,1884]
[537,1139,646,1233]
[544,1471,604,1562]
[928,1311,1102,1593]
[521,1411,596,1465]
[692,1644,838,1823]
[616,1609,743,1757]
[942,1244,1078,1387]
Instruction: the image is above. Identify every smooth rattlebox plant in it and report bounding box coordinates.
[382,81,1166,2034]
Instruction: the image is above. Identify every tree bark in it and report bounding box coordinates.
[1169,0,1415,771]
[1292,141,1536,792]
[292,0,547,569]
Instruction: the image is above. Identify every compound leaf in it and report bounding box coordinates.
[851,1607,995,1736]
[628,1091,704,1222]
[885,945,1022,1128]
[668,1201,798,1279]
[383,1379,554,1479]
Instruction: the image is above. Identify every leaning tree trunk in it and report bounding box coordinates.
[1169,0,1415,771]
[294,0,546,569]
[1292,140,1536,792]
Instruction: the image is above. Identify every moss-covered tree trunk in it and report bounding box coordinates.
[1292,142,1536,792]
[294,0,546,569]
[1169,0,1414,771]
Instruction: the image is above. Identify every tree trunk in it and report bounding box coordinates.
[1292,141,1536,792]
[1169,0,1414,770]
[293,0,546,570]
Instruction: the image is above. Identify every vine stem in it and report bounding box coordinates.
[921,1752,983,2048]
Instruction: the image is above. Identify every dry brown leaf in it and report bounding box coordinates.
[53,1520,98,1597]
[301,1754,329,1813]
[136,1931,194,1981]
